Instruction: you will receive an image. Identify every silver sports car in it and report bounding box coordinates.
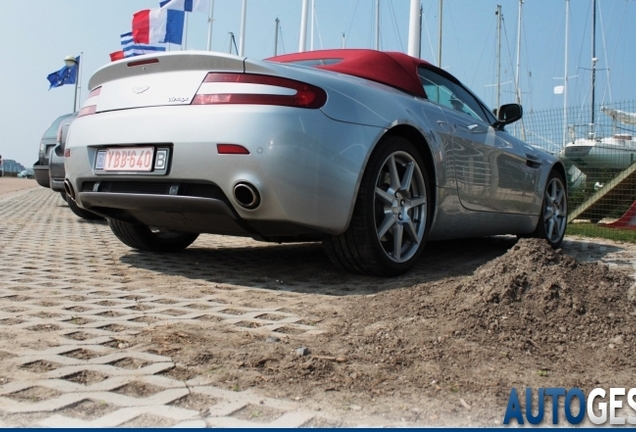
[64,49,567,276]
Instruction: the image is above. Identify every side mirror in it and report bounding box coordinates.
[497,103,523,125]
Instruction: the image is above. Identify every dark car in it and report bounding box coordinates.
[33,113,75,188]
[49,113,77,195]
[34,112,101,220]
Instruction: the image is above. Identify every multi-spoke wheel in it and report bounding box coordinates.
[531,170,567,248]
[323,136,430,276]
[109,219,199,253]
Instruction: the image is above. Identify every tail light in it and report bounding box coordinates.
[192,73,326,109]
[78,87,102,118]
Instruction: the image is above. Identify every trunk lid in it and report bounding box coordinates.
[85,52,247,112]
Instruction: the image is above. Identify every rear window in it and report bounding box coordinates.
[42,114,72,139]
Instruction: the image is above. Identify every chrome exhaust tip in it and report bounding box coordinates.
[233,182,261,209]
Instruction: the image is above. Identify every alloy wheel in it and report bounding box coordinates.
[373,151,428,263]
[542,176,567,243]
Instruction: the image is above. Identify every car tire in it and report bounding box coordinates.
[60,192,68,203]
[66,196,104,220]
[530,170,568,248]
[108,219,199,253]
[323,135,431,276]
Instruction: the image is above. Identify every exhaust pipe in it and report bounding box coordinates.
[233,182,260,209]
[63,179,75,201]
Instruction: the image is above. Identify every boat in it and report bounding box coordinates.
[559,0,636,182]
[563,107,636,171]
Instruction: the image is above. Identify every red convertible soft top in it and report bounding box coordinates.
[267,49,430,97]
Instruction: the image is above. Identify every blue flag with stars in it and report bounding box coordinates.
[47,56,80,89]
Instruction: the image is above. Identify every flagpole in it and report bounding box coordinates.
[299,0,309,52]
[77,51,83,111]
[207,0,215,51]
[64,54,80,112]
[239,0,247,56]
[183,13,189,50]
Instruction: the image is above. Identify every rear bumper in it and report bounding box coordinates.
[76,182,323,241]
[50,177,65,192]
[65,105,382,236]
[32,163,50,188]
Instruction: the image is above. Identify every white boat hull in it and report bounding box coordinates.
[561,135,636,173]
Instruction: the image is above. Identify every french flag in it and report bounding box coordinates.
[132,8,184,45]
[160,0,208,13]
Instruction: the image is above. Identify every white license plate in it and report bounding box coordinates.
[97,146,155,172]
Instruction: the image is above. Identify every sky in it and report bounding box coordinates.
[1,0,635,167]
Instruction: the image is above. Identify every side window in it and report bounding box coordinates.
[418,67,492,123]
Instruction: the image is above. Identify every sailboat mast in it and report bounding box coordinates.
[407,0,420,57]
[238,0,247,56]
[590,0,597,137]
[496,4,502,111]
[311,0,315,51]
[299,0,309,52]
[437,0,443,66]
[514,0,523,106]
[375,0,380,50]
[206,0,215,51]
[563,0,570,145]
[274,18,280,56]
[514,0,526,140]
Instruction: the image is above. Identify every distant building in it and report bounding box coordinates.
[1,159,26,174]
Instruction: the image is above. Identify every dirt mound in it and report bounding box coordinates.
[453,238,635,353]
[132,238,636,424]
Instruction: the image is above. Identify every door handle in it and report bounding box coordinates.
[454,123,483,134]
[436,120,450,131]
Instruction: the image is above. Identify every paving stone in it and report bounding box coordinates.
[3,187,636,427]
[0,189,324,427]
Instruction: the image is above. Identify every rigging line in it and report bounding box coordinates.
[388,0,404,53]
[609,0,630,106]
[486,8,499,108]
[279,25,286,55]
[421,0,436,62]
[313,6,324,50]
[345,0,361,49]
[605,0,625,100]
[574,0,593,109]
[447,3,468,80]
[232,35,239,55]
[470,10,496,90]
[598,2,612,106]
[258,20,276,59]
[367,1,375,49]
[547,1,564,101]
[339,0,358,38]
[502,16,518,104]
[520,10,534,112]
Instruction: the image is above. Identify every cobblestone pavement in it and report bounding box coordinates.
[1,186,636,427]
